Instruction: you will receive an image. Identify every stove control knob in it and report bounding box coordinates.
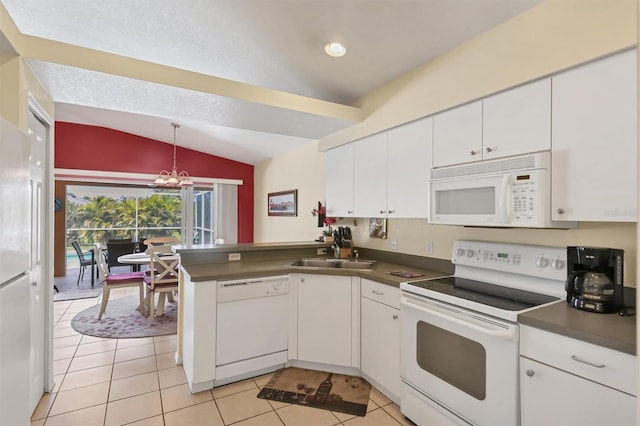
[536,257,549,268]
[466,249,475,258]
[455,248,465,257]
[551,258,564,270]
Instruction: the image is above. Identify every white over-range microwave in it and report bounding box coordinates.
[429,151,576,228]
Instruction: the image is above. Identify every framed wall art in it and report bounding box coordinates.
[268,189,298,216]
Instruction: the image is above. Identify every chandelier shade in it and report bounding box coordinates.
[153,123,193,187]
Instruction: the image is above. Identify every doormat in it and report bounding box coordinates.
[71,295,177,339]
[257,367,371,417]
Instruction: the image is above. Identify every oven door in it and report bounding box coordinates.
[400,292,519,425]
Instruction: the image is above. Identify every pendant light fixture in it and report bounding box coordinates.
[153,123,193,187]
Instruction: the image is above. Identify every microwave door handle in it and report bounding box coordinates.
[500,175,511,223]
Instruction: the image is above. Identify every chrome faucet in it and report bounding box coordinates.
[333,244,340,258]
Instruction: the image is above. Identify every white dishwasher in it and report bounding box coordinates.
[215,275,289,381]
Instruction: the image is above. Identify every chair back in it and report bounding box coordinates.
[143,236,181,247]
[108,238,132,243]
[106,241,136,268]
[71,240,89,261]
[145,245,179,290]
[95,246,110,280]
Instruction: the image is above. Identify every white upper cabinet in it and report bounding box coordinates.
[483,78,551,160]
[433,100,483,167]
[354,133,388,218]
[325,143,354,217]
[387,117,433,218]
[551,49,637,222]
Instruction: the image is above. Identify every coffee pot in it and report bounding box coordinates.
[566,246,624,314]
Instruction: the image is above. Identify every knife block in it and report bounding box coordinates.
[339,240,353,258]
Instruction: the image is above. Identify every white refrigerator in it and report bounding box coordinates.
[0,117,32,425]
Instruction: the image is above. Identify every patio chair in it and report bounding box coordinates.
[71,240,96,286]
[144,245,179,323]
[95,245,145,320]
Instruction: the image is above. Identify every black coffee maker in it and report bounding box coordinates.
[566,246,624,313]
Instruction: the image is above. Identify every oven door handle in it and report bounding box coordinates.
[401,295,518,341]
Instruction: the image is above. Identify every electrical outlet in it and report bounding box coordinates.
[391,239,398,250]
[425,241,434,256]
[228,253,241,261]
[317,248,327,255]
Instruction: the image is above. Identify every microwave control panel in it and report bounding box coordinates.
[509,170,544,225]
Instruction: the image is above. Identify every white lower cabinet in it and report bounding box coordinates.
[297,274,359,367]
[520,325,637,426]
[360,279,401,401]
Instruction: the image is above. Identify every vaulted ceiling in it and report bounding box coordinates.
[0,0,542,164]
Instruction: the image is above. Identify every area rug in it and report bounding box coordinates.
[257,367,371,417]
[54,267,102,302]
[71,295,177,338]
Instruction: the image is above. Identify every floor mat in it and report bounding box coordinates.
[257,367,371,417]
[71,295,177,338]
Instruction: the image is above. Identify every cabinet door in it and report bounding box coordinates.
[520,357,637,426]
[551,49,637,221]
[361,297,401,398]
[325,143,354,217]
[387,117,433,218]
[353,133,388,218]
[482,78,551,160]
[433,100,482,167]
[297,274,352,366]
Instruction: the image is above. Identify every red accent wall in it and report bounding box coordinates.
[55,122,254,243]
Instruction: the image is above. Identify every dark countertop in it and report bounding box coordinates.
[519,302,636,355]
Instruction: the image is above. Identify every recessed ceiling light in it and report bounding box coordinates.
[324,42,346,58]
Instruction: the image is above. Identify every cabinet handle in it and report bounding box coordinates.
[372,290,384,296]
[469,150,477,156]
[525,369,534,377]
[379,210,386,214]
[388,210,395,214]
[571,355,605,368]
[300,278,305,283]
[485,147,495,153]
[392,314,398,320]
[557,208,565,214]
[347,210,353,214]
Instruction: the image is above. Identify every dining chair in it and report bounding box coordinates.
[144,245,179,323]
[71,240,95,286]
[106,241,136,272]
[95,246,145,320]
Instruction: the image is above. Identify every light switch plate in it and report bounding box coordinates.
[228,253,241,261]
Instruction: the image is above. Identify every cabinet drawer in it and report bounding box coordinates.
[361,279,400,309]
[520,325,637,395]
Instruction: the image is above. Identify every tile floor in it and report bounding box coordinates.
[33,287,414,425]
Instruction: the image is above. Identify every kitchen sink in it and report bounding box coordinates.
[288,258,377,271]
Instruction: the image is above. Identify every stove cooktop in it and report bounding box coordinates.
[405,276,561,312]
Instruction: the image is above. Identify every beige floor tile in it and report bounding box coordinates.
[104,391,162,426]
[48,382,110,416]
[163,400,225,425]
[109,371,159,401]
[67,350,115,372]
[154,339,176,354]
[343,407,400,426]
[30,419,44,426]
[369,387,393,407]
[112,356,158,380]
[59,365,113,391]
[234,411,285,426]
[216,388,273,425]
[382,403,415,426]
[30,392,56,421]
[160,383,213,413]
[332,410,356,423]
[53,345,77,361]
[156,352,178,370]
[53,327,80,339]
[117,336,154,349]
[44,404,106,426]
[75,339,118,357]
[268,399,291,410]
[276,404,341,426]
[80,335,111,345]
[53,335,82,349]
[366,398,379,412]
[52,374,64,393]
[126,415,165,426]
[158,365,187,389]
[59,313,78,321]
[54,320,72,329]
[64,303,96,314]
[253,373,274,388]
[114,343,156,363]
[52,357,72,376]
[212,378,258,399]
[154,334,177,343]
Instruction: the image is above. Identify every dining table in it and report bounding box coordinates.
[117,252,180,316]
